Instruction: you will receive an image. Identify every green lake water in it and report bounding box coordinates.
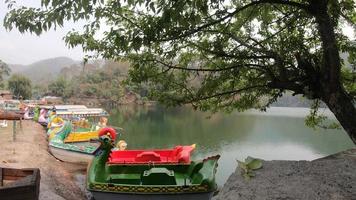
[108,106,355,186]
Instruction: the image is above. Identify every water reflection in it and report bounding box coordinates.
[108,105,355,186]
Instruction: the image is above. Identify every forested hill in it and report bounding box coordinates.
[8,57,78,83]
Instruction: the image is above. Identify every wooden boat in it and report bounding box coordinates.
[0,110,23,120]
[87,133,220,200]
[0,167,40,200]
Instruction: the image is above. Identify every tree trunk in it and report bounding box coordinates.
[311,1,356,144]
[323,87,356,144]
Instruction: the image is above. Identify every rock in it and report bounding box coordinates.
[216,148,356,200]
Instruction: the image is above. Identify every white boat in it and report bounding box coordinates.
[49,145,96,164]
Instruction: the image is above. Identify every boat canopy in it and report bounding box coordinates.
[56,108,109,117]
[54,105,88,110]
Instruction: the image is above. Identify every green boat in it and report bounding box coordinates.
[87,134,220,200]
[48,121,101,164]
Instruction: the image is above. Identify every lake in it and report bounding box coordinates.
[108,106,355,186]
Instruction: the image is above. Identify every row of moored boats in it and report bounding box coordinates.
[6,103,220,200]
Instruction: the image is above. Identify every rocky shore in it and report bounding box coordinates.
[216,148,356,200]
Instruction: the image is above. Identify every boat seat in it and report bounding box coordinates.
[107,173,141,184]
[135,151,161,162]
[107,145,194,165]
[142,168,176,185]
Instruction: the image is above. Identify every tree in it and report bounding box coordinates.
[48,76,73,98]
[7,74,32,99]
[0,59,11,88]
[32,84,47,100]
[4,0,356,143]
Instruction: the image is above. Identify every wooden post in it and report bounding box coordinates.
[0,168,3,187]
[12,120,16,142]
[20,118,23,130]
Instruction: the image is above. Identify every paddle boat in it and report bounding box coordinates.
[0,167,41,200]
[48,123,115,164]
[86,131,220,200]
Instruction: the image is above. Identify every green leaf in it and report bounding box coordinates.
[237,160,247,171]
[245,156,255,164]
[247,159,262,170]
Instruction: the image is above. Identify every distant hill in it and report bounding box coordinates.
[9,57,78,83]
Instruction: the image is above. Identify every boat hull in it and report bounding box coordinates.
[49,146,93,164]
[91,191,213,200]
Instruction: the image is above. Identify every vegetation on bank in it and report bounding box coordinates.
[1,58,148,104]
[45,60,145,103]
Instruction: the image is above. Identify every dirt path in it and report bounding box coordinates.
[0,120,87,200]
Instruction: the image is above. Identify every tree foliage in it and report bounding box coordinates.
[7,74,32,99]
[47,60,131,102]
[0,59,11,88]
[3,0,356,143]
[48,76,72,98]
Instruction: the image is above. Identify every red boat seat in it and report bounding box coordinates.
[135,151,161,162]
[107,145,195,165]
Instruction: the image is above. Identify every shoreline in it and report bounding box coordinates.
[0,120,87,200]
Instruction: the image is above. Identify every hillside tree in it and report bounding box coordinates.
[4,0,356,143]
[48,76,73,98]
[7,74,32,99]
[0,59,11,88]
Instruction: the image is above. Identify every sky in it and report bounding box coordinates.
[0,1,354,65]
[0,0,85,65]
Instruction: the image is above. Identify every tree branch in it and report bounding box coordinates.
[151,59,268,72]
[157,0,308,42]
[184,85,268,103]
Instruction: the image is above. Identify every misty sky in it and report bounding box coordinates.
[0,1,354,65]
[0,0,85,65]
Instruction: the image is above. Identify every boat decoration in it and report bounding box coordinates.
[86,132,220,200]
[38,109,48,126]
[23,106,33,120]
[0,167,41,200]
[33,106,40,122]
